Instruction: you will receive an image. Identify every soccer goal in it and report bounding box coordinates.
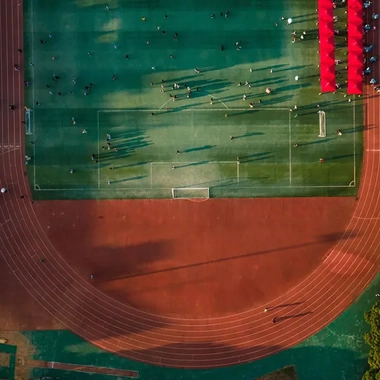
[25,108,33,135]
[318,110,326,137]
[172,188,210,199]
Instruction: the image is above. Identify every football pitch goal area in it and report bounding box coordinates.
[28,105,361,200]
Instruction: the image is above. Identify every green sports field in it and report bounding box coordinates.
[24,0,363,200]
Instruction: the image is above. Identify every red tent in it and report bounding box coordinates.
[318,0,336,92]
[322,81,336,92]
[347,0,363,94]
[349,24,363,38]
[348,82,362,94]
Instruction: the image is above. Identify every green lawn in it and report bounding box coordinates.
[24,0,363,199]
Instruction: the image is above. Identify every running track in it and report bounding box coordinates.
[0,0,379,369]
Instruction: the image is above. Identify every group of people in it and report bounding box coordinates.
[15,2,378,181]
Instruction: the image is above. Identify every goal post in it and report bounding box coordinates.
[25,108,33,135]
[318,110,326,137]
[172,188,210,199]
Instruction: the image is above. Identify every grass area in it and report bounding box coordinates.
[256,366,298,380]
[0,343,16,380]
[23,0,363,200]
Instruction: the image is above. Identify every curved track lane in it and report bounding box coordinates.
[0,0,379,369]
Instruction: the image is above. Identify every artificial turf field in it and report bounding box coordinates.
[24,0,363,200]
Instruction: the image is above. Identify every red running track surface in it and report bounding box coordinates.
[0,0,379,369]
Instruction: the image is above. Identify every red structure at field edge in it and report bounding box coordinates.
[348,0,364,94]
[318,0,336,92]
[0,0,379,369]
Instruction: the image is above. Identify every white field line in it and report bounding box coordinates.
[97,111,100,189]
[289,110,292,186]
[45,107,356,192]
[353,96,356,187]
[31,0,36,190]
[99,107,291,113]
[36,184,353,191]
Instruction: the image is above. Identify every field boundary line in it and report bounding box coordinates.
[35,188,90,191]
[97,110,100,189]
[98,107,291,113]
[150,162,153,189]
[289,110,292,187]
[35,184,354,191]
[31,0,36,191]
[353,96,356,187]
[60,108,357,193]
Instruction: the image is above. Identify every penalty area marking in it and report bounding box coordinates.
[159,98,174,111]
[203,93,229,109]
[51,109,358,192]
[98,107,291,113]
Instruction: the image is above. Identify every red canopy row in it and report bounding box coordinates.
[318,0,336,92]
[347,0,363,94]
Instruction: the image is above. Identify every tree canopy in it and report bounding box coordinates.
[363,301,380,379]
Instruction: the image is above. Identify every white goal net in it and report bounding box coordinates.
[318,110,326,137]
[172,188,210,199]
